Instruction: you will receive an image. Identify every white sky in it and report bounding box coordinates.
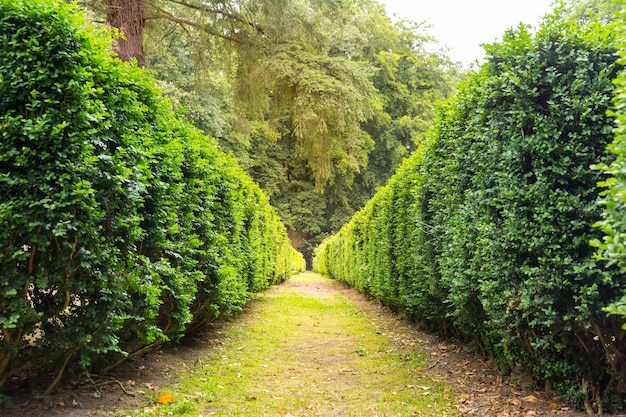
[379,0,555,68]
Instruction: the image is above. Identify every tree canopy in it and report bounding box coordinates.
[86,0,386,185]
[84,0,459,260]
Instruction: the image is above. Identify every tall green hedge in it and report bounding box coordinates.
[315,14,625,413]
[0,0,304,392]
[593,4,626,324]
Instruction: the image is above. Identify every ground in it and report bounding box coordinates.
[1,273,593,416]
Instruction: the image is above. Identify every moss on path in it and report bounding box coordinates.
[105,272,457,417]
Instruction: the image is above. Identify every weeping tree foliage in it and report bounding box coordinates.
[84,0,379,187]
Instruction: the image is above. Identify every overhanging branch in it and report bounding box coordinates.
[164,0,265,35]
[145,11,249,45]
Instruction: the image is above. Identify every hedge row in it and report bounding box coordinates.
[0,0,304,392]
[593,7,626,321]
[315,14,626,413]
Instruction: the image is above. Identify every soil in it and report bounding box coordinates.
[1,274,595,417]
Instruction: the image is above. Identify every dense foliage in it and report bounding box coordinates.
[85,0,380,186]
[315,14,625,413]
[592,4,626,324]
[0,0,304,392]
[139,1,458,263]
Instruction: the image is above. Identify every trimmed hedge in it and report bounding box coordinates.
[315,14,625,413]
[0,0,304,392]
[593,6,626,323]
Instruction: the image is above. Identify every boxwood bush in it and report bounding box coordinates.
[316,14,625,413]
[593,7,626,325]
[0,0,304,392]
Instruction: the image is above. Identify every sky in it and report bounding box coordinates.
[379,0,555,68]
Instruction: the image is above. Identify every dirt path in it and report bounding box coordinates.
[3,272,586,417]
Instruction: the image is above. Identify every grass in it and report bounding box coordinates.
[101,272,458,417]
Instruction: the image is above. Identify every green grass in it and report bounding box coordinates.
[101,272,458,416]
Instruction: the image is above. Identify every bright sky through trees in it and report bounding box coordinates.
[379,0,554,67]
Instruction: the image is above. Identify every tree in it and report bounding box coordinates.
[85,0,378,187]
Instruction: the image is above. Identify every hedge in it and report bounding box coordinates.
[0,0,304,393]
[593,5,626,323]
[315,14,625,413]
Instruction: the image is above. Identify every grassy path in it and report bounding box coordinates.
[12,272,582,417]
[105,272,457,417]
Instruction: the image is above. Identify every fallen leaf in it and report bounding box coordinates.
[156,392,174,404]
[145,382,159,391]
[510,398,521,406]
[522,394,541,403]
[143,406,156,413]
[549,402,558,410]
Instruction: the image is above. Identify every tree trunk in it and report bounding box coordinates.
[107,0,146,67]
